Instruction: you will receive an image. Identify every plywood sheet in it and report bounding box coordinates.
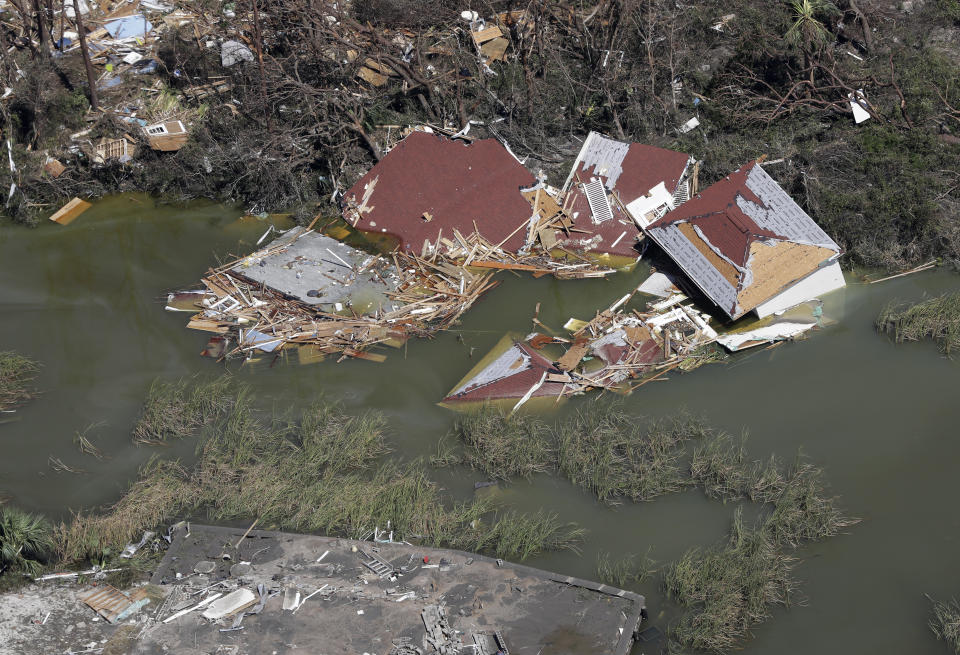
[49,197,92,225]
[480,37,509,61]
[738,240,837,312]
[472,25,503,45]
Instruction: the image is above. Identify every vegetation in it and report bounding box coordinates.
[439,404,708,503]
[556,410,705,503]
[440,405,856,651]
[1,0,957,270]
[665,509,796,653]
[596,549,657,588]
[131,375,236,444]
[690,431,856,546]
[877,292,960,355]
[930,596,960,653]
[0,505,54,583]
[445,408,553,480]
[57,382,583,564]
[0,351,39,412]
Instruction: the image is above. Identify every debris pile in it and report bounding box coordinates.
[172,224,498,362]
[443,289,720,407]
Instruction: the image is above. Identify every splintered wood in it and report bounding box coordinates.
[175,229,497,363]
[554,294,719,394]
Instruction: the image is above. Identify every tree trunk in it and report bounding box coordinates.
[31,0,48,54]
[73,0,98,109]
[250,0,271,130]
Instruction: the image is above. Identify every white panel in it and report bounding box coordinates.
[625,181,675,227]
[754,261,845,318]
[583,178,615,224]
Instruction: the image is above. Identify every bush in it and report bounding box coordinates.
[0,506,54,579]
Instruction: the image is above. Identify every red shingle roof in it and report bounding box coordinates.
[647,161,783,267]
[559,138,691,257]
[343,131,536,252]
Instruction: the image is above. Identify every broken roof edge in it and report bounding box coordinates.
[644,226,743,320]
[561,131,600,193]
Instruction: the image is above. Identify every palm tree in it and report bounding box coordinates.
[785,0,837,52]
[784,0,837,89]
[0,506,53,577]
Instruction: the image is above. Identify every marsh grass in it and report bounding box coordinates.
[877,292,960,355]
[691,432,857,546]
[929,596,960,653]
[664,508,796,653]
[448,406,553,480]
[442,404,706,503]
[597,549,657,588]
[554,409,703,502]
[131,375,236,444]
[59,389,583,564]
[0,351,39,412]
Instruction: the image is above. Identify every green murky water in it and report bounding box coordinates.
[1,195,958,653]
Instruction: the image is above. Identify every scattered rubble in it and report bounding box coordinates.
[443,285,722,406]
[172,223,498,362]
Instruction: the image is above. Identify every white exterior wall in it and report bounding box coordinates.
[754,260,845,318]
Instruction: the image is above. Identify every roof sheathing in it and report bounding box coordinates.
[646,161,841,319]
[343,131,536,253]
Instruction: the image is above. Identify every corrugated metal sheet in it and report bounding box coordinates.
[738,165,838,249]
[80,585,149,624]
[575,132,631,189]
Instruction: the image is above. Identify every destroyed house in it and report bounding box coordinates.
[342,130,536,254]
[558,131,695,257]
[645,161,844,320]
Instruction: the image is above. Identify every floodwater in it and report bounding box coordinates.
[1,195,958,654]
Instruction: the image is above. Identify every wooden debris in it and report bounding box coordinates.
[49,198,92,225]
[145,120,188,151]
[178,228,499,364]
[43,158,66,178]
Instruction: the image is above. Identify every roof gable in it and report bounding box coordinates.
[646,161,841,319]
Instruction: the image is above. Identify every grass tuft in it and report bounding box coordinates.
[448,405,553,480]
[877,292,960,355]
[930,596,960,653]
[0,351,40,412]
[664,508,796,653]
[132,375,236,444]
[596,549,658,588]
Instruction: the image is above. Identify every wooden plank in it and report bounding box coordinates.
[468,260,553,273]
[49,198,92,225]
[357,65,389,87]
[557,340,590,371]
[471,24,503,45]
[480,37,510,61]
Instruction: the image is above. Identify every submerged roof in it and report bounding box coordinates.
[442,336,565,404]
[343,131,536,253]
[645,161,841,319]
[558,131,692,257]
